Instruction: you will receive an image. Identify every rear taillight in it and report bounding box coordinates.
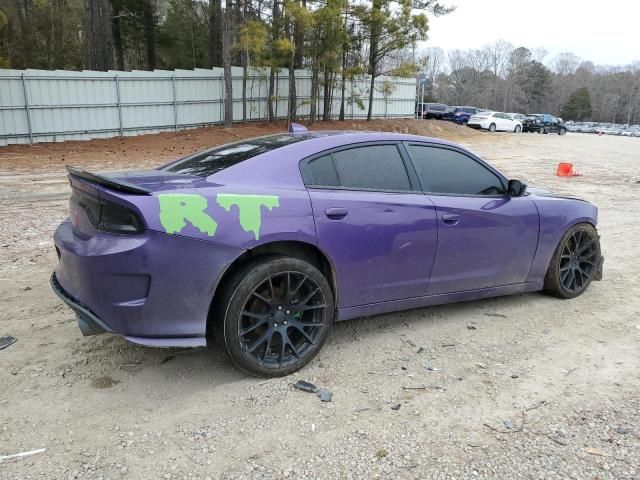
[99,201,144,234]
[70,189,144,235]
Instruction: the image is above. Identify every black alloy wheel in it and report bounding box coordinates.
[544,224,601,299]
[218,256,334,377]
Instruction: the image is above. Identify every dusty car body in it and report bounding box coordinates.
[52,127,603,376]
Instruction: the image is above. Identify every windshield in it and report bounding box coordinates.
[161,134,312,176]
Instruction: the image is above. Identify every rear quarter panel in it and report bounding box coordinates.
[103,184,317,250]
[526,195,598,283]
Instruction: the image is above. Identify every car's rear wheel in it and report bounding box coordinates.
[544,223,601,299]
[559,128,566,135]
[540,127,547,134]
[217,256,334,377]
[514,125,522,133]
[488,123,496,132]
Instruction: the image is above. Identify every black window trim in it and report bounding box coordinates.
[401,141,510,198]
[299,141,422,194]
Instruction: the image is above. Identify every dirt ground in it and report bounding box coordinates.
[0,120,638,480]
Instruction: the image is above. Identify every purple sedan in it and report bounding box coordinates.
[52,126,603,377]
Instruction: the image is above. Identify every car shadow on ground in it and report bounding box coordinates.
[73,291,549,390]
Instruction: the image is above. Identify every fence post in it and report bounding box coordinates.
[219,76,224,124]
[275,73,279,119]
[20,73,33,144]
[115,75,123,136]
[171,75,178,131]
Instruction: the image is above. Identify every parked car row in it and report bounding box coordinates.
[416,103,573,136]
[565,121,640,137]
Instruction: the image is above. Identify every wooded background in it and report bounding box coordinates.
[0,0,638,124]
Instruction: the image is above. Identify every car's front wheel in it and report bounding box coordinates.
[488,123,496,132]
[217,256,334,377]
[514,125,522,133]
[559,128,566,135]
[544,223,601,299]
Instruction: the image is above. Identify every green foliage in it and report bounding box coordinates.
[238,20,268,62]
[157,0,209,70]
[561,87,592,121]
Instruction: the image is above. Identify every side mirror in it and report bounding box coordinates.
[508,179,527,196]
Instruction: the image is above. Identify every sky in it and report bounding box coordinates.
[421,0,640,66]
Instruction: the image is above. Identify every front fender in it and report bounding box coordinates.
[526,195,598,283]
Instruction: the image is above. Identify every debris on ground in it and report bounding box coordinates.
[0,448,46,463]
[293,380,318,393]
[390,403,401,410]
[316,388,333,402]
[0,336,16,351]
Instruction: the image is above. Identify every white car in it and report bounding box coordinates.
[468,111,522,133]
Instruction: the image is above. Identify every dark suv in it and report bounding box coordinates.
[523,114,567,135]
[442,106,483,125]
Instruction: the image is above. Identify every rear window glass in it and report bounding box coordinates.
[307,154,340,186]
[162,134,311,176]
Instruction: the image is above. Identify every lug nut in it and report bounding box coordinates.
[285,310,290,314]
[273,323,278,327]
[283,321,288,325]
[278,306,282,310]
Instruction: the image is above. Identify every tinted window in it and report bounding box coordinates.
[407,145,505,195]
[332,145,411,191]
[307,154,339,186]
[162,134,312,176]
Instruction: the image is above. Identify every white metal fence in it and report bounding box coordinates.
[0,67,417,146]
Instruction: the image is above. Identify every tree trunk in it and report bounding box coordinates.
[338,3,348,121]
[141,0,156,70]
[52,0,65,68]
[310,67,318,123]
[322,68,332,121]
[112,2,125,70]
[267,0,280,122]
[209,0,223,67]
[366,0,381,121]
[268,68,276,121]
[84,0,114,71]
[223,0,233,127]
[293,0,305,69]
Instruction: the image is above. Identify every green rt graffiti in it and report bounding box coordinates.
[157,193,280,240]
[217,194,280,240]
[158,194,218,236]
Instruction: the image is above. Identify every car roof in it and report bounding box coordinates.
[208,131,467,187]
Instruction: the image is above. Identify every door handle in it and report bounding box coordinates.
[442,213,460,225]
[325,207,348,219]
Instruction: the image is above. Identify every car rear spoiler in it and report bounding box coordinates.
[66,166,152,195]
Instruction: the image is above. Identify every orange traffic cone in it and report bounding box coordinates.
[556,162,581,177]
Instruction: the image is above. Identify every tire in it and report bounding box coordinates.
[462,120,468,126]
[559,128,566,135]
[488,123,496,132]
[541,127,547,134]
[216,255,335,377]
[543,223,601,299]
[514,125,521,133]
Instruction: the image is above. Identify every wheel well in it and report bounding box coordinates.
[206,241,338,333]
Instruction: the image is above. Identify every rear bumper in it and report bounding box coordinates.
[52,220,243,340]
[51,272,111,336]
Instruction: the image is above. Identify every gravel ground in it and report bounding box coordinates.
[0,121,639,479]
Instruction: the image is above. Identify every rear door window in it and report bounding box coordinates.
[304,144,412,192]
[333,145,411,191]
